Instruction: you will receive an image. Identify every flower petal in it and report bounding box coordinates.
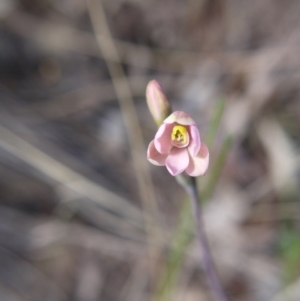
[166,148,189,176]
[186,143,209,177]
[154,123,173,154]
[188,125,201,156]
[164,111,196,125]
[147,140,168,166]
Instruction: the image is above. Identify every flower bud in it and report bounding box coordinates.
[146,80,172,126]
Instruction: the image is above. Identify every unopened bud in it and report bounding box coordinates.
[146,80,172,126]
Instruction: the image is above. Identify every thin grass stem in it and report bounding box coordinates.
[179,176,230,301]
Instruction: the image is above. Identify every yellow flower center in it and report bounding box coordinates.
[171,125,188,145]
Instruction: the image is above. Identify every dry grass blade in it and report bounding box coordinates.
[0,247,67,301]
[28,75,175,120]
[5,10,247,74]
[270,277,300,301]
[84,0,163,251]
[256,118,297,198]
[0,123,143,228]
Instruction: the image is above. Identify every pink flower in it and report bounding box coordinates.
[147,111,209,177]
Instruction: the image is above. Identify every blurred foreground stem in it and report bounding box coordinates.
[85,0,163,282]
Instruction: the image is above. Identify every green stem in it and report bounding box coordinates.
[178,175,230,301]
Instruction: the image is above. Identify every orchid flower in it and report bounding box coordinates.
[147,111,209,177]
[145,81,229,301]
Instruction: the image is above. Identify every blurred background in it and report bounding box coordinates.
[0,0,300,300]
